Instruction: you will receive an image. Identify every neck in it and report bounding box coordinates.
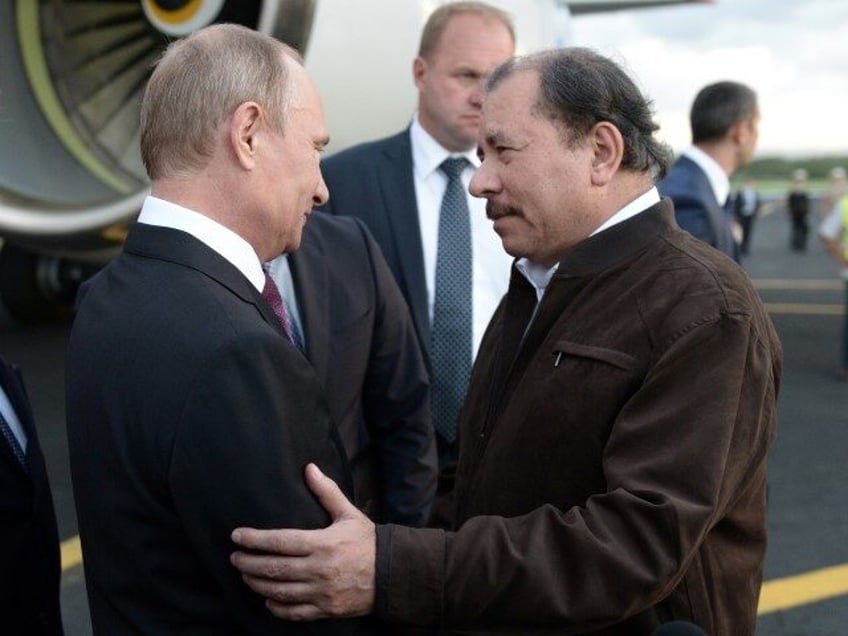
[693,141,736,177]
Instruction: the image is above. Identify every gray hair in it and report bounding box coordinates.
[140,23,301,180]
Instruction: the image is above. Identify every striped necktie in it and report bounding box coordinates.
[262,271,304,352]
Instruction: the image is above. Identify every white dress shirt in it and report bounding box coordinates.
[137,196,265,292]
[410,116,513,357]
[683,145,730,206]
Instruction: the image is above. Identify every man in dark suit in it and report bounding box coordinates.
[66,25,364,635]
[319,2,515,466]
[266,213,437,526]
[659,81,760,262]
[0,353,63,635]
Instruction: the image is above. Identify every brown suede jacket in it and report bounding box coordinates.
[375,199,782,635]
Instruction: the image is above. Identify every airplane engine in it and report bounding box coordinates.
[0,0,573,321]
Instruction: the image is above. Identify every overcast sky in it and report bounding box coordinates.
[570,0,848,157]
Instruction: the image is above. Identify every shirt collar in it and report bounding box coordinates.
[683,145,730,205]
[515,259,559,301]
[592,187,660,236]
[137,195,266,292]
[410,114,479,180]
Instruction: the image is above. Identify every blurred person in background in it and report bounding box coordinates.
[787,168,811,252]
[819,185,848,380]
[822,166,846,217]
[659,81,760,262]
[734,178,761,257]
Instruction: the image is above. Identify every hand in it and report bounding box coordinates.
[230,463,376,620]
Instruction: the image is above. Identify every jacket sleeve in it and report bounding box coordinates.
[168,331,355,635]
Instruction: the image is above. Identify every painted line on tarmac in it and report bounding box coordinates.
[61,534,847,615]
[759,563,848,614]
[61,535,82,571]
[763,302,844,315]
[753,279,844,291]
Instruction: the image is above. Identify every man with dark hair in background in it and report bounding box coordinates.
[660,80,760,261]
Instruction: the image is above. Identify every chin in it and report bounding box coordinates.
[288,234,304,253]
[499,238,523,260]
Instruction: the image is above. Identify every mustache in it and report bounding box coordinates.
[486,201,523,220]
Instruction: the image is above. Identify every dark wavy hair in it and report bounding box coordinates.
[486,47,672,180]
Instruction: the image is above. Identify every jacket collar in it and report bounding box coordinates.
[553,199,676,279]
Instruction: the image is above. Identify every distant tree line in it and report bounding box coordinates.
[735,155,848,181]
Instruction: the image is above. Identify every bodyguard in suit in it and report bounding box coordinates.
[0,354,63,635]
[319,2,515,466]
[266,213,437,526]
[659,81,760,262]
[66,25,364,634]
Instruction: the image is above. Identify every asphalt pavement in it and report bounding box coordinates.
[1,205,846,635]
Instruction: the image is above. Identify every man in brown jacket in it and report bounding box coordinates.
[230,48,782,635]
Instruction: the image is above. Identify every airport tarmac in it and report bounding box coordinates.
[1,206,846,635]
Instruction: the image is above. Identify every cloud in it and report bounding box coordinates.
[571,0,848,156]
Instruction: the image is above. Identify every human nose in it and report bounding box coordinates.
[314,173,329,206]
[470,82,485,108]
[469,159,497,199]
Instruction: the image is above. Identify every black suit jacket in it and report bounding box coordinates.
[66,223,363,635]
[285,213,436,526]
[318,130,432,367]
[0,355,63,635]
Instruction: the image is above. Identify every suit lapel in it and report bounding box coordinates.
[287,230,331,384]
[681,156,733,255]
[378,131,431,362]
[123,223,284,337]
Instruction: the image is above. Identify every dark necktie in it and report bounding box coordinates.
[431,157,473,443]
[0,407,25,465]
[262,271,304,352]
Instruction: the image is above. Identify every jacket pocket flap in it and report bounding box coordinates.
[552,340,638,372]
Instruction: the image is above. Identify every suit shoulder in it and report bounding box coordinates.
[322,130,408,171]
[304,212,371,247]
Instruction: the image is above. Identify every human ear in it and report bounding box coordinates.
[231,102,263,170]
[590,121,624,186]
[412,56,428,91]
